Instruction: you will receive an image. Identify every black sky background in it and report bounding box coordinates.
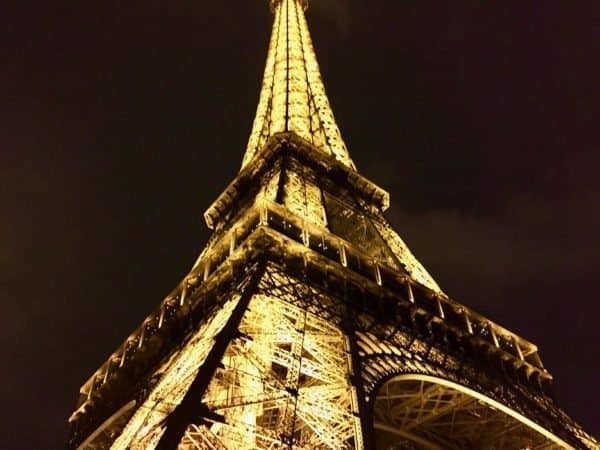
[1,1,599,448]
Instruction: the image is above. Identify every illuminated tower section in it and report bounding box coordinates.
[67,0,597,449]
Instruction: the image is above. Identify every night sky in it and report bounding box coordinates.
[2,1,598,448]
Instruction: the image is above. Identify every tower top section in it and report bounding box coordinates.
[242,0,355,170]
[269,0,308,12]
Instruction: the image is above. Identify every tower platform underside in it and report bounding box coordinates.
[68,137,596,448]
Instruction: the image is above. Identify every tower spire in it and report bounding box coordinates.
[269,0,307,11]
[243,0,355,170]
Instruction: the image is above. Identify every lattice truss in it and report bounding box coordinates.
[110,297,243,450]
[243,0,355,170]
[373,378,564,450]
[108,267,362,450]
[251,153,441,292]
[67,0,600,447]
[349,197,440,293]
[282,158,329,228]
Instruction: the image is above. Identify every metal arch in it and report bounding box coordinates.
[76,401,136,450]
[372,374,573,450]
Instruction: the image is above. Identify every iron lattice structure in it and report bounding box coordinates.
[67,1,597,449]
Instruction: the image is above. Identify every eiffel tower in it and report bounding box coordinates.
[67,1,597,449]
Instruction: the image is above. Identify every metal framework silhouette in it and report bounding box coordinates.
[67,0,597,448]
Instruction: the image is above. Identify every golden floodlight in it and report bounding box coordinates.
[67,1,598,449]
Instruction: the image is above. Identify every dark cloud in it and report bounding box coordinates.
[388,188,600,290]
[309,0,352,36]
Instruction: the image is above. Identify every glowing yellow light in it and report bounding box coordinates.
[68,1,598,449]
[243,0,355,170]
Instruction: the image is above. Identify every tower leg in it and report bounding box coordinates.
[156,263,266,450]
[344,322,374,450]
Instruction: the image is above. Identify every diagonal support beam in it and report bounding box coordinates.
[156,263,266,450]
